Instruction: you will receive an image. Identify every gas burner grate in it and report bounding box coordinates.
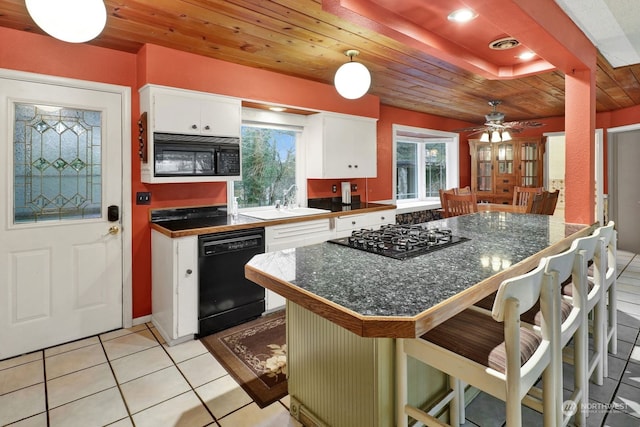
[329,224,469,260]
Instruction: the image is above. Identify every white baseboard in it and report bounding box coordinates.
[133,315,152,326]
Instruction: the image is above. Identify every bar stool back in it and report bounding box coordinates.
[396,258,557,427]
[544,236,591,426]
[596,221,617,376]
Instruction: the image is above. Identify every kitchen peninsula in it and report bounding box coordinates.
[245,212,595,427]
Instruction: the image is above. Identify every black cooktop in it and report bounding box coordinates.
[151,206,228,231]
[329,223,469,260]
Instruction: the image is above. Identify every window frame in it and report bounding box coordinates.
[227,107,307,211]
[392,124,459,211]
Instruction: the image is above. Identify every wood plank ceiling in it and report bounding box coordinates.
[1,0,640,124]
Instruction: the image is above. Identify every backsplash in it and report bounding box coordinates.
[395,209,442,225]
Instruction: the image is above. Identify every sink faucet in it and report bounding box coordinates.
[283,184,297,209]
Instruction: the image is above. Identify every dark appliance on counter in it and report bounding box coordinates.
[329,223,469,260]
[198,229,265,336]
[150,205,230,231]
[153,132,240,177]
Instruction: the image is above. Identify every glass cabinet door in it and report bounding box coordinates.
[520,142,539,186]
[476,144,492,191]
[495,142,514,175]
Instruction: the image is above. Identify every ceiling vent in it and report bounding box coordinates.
[489,37,520,50]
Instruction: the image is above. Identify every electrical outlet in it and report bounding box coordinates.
[332,184,337,193]
[136,192,151,205]
[351,184,358,192]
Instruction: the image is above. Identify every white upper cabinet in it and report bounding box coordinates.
[306,112,377,178]
[138,84,242,183]
[147,86,241,137]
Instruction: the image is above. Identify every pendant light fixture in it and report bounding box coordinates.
[26,0,107,43]
[334,50,371,99]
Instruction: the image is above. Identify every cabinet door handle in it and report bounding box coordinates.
[204,125,210,130]
[191,124,198,130]
[381,216,385,220]
[186,269,193,275]
[348,165,352,168]
[354,164,358,168]
[351,221,356,225]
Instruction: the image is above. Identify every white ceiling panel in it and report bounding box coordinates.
[555,0,640,67]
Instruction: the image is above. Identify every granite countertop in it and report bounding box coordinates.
[245,212,595,338]
[150,201,396,238]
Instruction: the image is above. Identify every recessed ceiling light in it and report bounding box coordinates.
[447,8,478,23]
[518,51,536,60]
[269,106,286,112]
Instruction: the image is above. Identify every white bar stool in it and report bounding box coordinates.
[396,257,557,427]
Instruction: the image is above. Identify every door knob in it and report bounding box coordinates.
[108,226,120,235]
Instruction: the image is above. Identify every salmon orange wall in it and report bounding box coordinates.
[2,26,639,319]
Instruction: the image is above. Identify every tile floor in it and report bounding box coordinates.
[1,251,639,427]
[0,318,299,427]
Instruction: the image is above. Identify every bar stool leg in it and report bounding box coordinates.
[593,298,605,386]
[396,339,409,427]
[609,285,618,354]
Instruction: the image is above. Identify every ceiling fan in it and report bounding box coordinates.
[455,100,544,142]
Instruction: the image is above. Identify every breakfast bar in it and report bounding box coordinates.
[245,212,594,427]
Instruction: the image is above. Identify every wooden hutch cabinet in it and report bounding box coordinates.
[469,137,545,204]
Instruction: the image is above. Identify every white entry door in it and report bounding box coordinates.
[0,74,124,359]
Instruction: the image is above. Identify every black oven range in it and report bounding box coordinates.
[329,224,469,260]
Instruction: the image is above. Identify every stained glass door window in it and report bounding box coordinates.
[13,103,102,223]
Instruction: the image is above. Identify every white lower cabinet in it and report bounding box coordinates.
[264,219,333,311]
[265,219,333,252]
[151,231,198,345]
[333,210,396,238]
[149,211,396,337]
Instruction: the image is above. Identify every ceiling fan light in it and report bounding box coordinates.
[501,130,512,141]
[480,132,490,142]
[334,50,371,99]
[26,0,107,43]
[491,130,501,142]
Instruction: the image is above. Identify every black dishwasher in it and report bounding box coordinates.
[198,228,265,337]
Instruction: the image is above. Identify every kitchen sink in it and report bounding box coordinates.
[241,207,331,220]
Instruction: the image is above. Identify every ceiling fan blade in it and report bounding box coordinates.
[452,125,491,133]
[454,102,546,134]
[501,120,544,129]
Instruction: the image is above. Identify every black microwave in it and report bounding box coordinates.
[153,132,241,177]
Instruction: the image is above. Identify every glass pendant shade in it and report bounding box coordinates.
[334,54,371,99]
[501,130,512,141]
[479,132,490,142]
[26,0,107,43]
[491,130,501,142]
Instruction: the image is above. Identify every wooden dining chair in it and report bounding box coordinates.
[396,259,556,427]
[439,189,451,217]
[541,190,560,215]
[442,192,478,217]
[526,192,545,214]
[456,185,471,194]
[513,186,544,206]
[439,187,472,215]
